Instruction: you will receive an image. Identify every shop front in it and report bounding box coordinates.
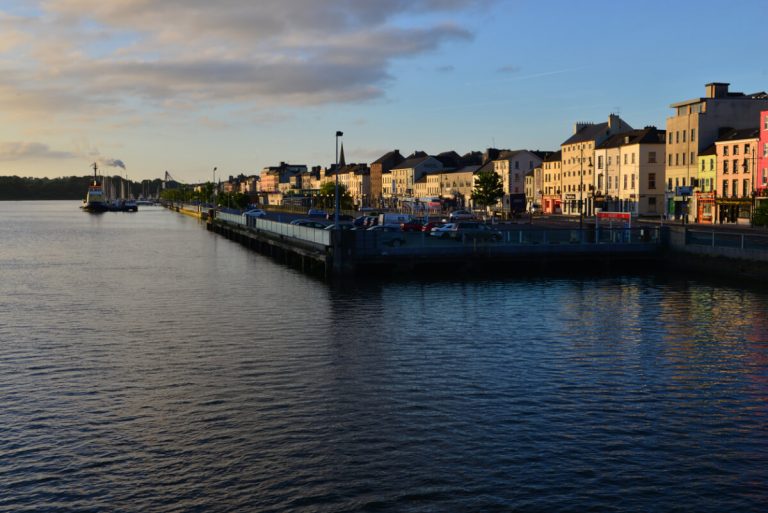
[716,197,751,224]
[542,195,562,214]
[695,192,715,224]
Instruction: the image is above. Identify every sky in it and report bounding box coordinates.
[1,0,767,182]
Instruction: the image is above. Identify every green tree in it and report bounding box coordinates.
[471,170,504,209]
[318,181,353,210]
[753,203,768,227]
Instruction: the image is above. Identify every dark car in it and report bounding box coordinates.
[290,219,328,229]
[433,221,502,241]
[325,213,354,221]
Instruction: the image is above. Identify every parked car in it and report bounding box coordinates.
[367,224,402,232]
[325,213,354,221]
[290,219,328,229]
[324,222,355,231]
[242,208,267,218]
[306,208,326,217]
[363,215,379,228]
[446,209,474,221]
[367,224,406,246]
[421,221,442,233]
[400,219,423,232]
[431,221,502,241]
[430,223,458,238]
[530,204,542,214]
[353,215,368,227]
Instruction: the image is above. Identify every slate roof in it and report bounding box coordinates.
[699,144,717,157]
[716,127,760,142]
[372,150,405,166]
[595,127,665,149]
[561,122,610,146]
[392,156,433,169]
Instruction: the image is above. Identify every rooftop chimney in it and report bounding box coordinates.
[706,82,730,99]
[573,122,591,134]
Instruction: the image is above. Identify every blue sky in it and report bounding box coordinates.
[1,0,767,181]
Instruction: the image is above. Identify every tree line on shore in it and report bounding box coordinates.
[0,175,164,201]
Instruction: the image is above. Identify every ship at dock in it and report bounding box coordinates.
[80,163,109,213]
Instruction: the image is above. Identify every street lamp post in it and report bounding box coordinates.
[212,166,217,206]
[334,131,343,229]
[579,146,584,230]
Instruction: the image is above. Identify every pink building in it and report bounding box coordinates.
[759,111,768,195]
[714,127,759,223]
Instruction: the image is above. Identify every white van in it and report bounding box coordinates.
[378,213,412,225]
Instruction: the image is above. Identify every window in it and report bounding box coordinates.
[724,161,729,174]
[733,159,738,174]
[624,154,628,165]
[649,173,656,190]
[682,131,686,143]
[691,152,695,164]
[744,180,750,197]
[598,155,603,169]
[724,146,729,156]
[649,152,656,163]
[598,175,603,189]
[668,178,673,191]
[668,154,672,166]
[723,180,728,197]
[710,159,714,171]
[733,145,739,155]
[631,174,636,189]
[745,143,750,154]
[732,179,737,197]
[676,131,679,143]
[668,132,673,144]
[682,153,686,165]
[515,161,519,170]
[691,128,696,142]
[624,174,628,190]
[631,153,635,164]
[764,143,768,158]
[701,160,705,171]
[765,116,768,130]
[675,154,679,166]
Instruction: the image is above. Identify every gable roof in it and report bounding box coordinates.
[699,144,717,157]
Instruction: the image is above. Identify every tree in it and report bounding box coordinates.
[318,181,353,210]
[753,203,768,227]
[471,170,504,209]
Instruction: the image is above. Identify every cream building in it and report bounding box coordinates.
[491,150,543,211]
[595,127,665,215]
[541,151,562,214]
[561,114,632,216]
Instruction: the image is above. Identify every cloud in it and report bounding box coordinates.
[0,141,76,160]
[0,0,484,121]
[497,65,520,74]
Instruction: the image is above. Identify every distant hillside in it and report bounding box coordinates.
[0,176,164,200]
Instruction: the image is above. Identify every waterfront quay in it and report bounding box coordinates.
[168,203,768,279]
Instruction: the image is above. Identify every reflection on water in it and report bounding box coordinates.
[1,201,767,512]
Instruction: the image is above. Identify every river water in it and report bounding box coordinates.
[1,201,767,512]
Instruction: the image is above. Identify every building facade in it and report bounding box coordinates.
[369,150,405,206]
[541,151,562,214]
[665,83,768,221]
[714,128,759,223]
[561,114,633,216]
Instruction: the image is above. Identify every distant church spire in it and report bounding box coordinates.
[338,143,346,168]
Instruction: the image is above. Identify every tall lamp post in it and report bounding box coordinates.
[745,147,756,225]
[212,166,217,206]
[579,146,584,230]
[334,131,343,229]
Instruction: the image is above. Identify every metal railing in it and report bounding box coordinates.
[685,229,768,251]
[217,211,331,246]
